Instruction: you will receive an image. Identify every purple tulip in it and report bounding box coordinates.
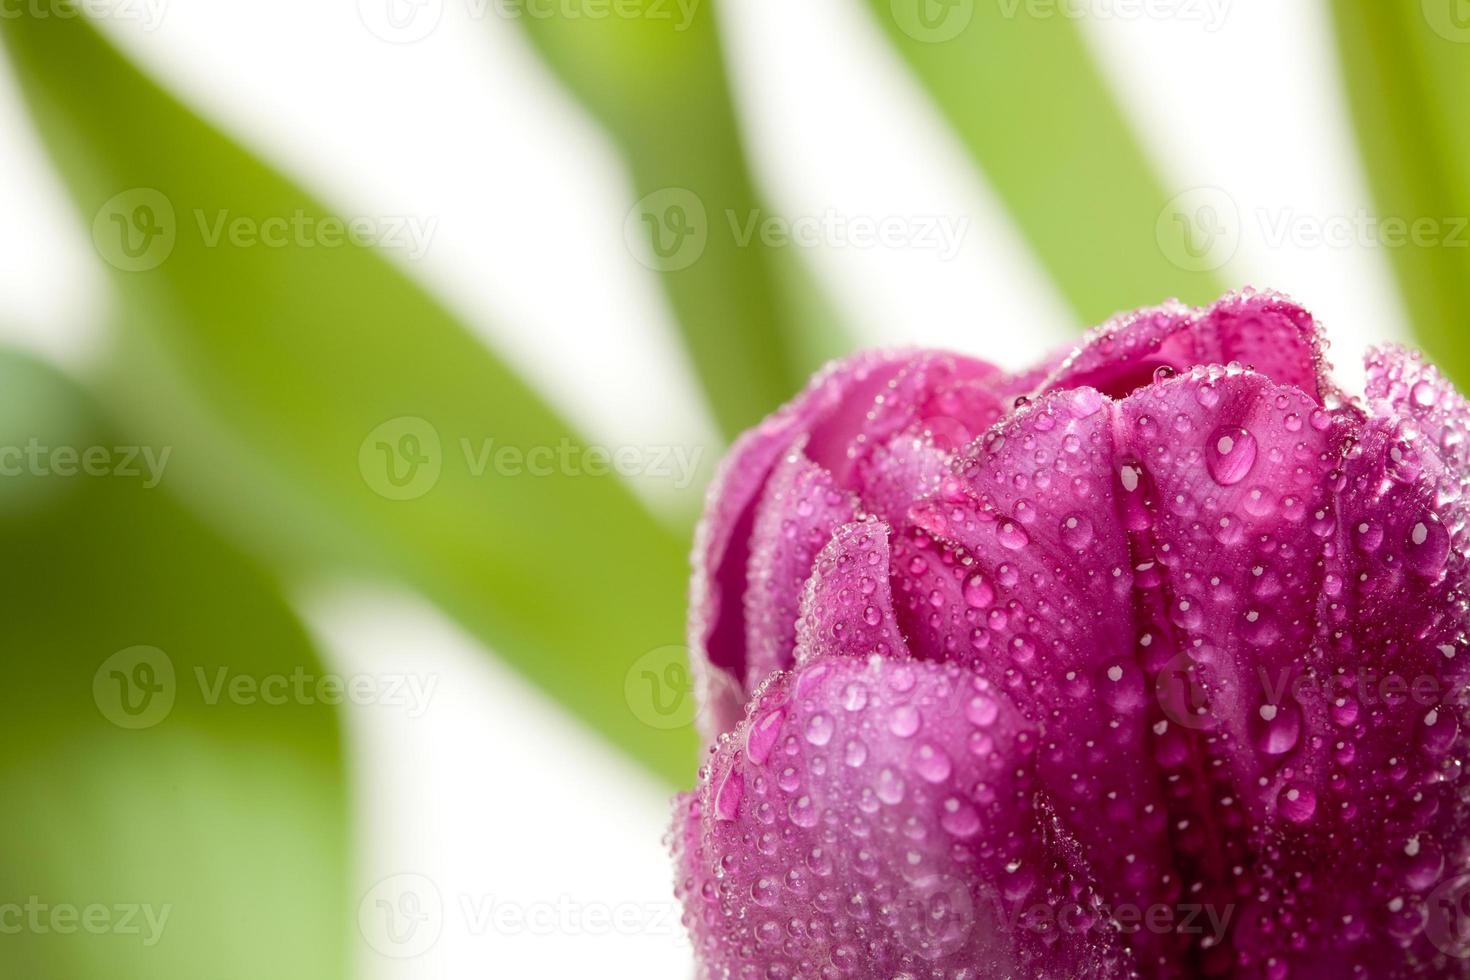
[670,291,1470,978]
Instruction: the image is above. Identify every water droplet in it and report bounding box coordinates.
[715,768,744,821]
[1279,782,1316,823]
[890,705,920,738]
[789,795,819,828]
[1206,426,1258,485]
[963,573,994,609]
[1407,517,1450,576]
[911,741,953,783]
[997,521,1030,550]
[940,797,981,837]
[747,707,786,765]
[876,768,906,804]
[1256,702,1301,755]
[1061,513,1095,549]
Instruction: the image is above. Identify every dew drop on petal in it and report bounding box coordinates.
[1279,782,1316,824]
[1207,426,1257,485]
[963,574,994,609]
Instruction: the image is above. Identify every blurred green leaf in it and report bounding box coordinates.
[510,0,847,435]
[862,0,1223,321]
[1329,0,1470,384]
[0,11,698,782]
[0,351,345,980]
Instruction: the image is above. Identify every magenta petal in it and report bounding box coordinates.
[674,656,1130,979]
[793,519,905,666]
[805,352,1012,486]
[1275,413,1470,973]
[743,445,859,691]
[691,349,1023,739]
[1365,344,1470,481]
[677,291,1470,978]
[689,351,912,738]
[894,386,1186,970]
[1041,290,1332,403]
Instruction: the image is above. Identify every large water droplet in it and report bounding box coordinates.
[715,768,744,821]
[1406,517,1450,576]
[747,707,786,765]
[1060,513,1095,549]
[1207,426,1258,485]
[996,521,1030,550]
[963,573,994,609]
[1278,782,1316,823]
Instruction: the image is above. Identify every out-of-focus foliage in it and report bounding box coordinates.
[0,11,696,783]
[510,0,848,436]
[861,0,1223,321]
[0,352,346,980]
[1330,0,1470,386]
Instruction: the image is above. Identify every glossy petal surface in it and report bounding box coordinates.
[675,293,1470,979]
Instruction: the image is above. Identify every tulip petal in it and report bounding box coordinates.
[689,351,913,737]
[1110,368,1349,973]
[692,350,1022,738]
[1041,290,1333,404]
[1249,411,1470,974]
[793,519,905,666]
[1365,344,1470,482]
[893,385,1188,971]
[679,296,1470,978]
[674,656,1130,979]
[743,445,860,692]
